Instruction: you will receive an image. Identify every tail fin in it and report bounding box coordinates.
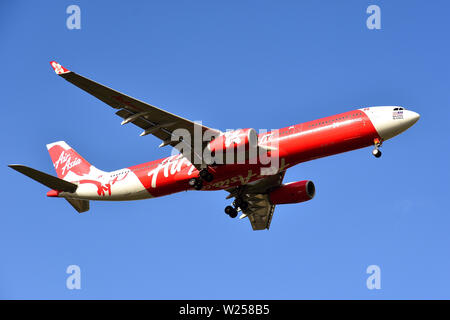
[46,141,104,181]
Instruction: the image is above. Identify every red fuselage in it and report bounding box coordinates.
[125,109,378,198]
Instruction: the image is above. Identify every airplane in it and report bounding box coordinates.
[8,61,420,230]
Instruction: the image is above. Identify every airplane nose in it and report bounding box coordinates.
[363,106,420,141]
[404,110,420,127]
[409,111,420,123]
[389,109,420,139]
[393,110,420,132]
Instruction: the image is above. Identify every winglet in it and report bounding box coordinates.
[49,61,70,75]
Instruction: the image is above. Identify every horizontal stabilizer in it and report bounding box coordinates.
[8,165,77,193]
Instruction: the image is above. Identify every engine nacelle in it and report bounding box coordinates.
[207,128,258,163]
[269,180,315,205]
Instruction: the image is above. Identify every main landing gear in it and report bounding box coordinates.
[225,205,238,218]
[372,138,382,158]
[188,168,214,190]
[199,168,214,182]
[224,198,249,219]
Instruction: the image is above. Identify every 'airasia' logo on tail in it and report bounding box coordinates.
[48,144,91,179]
[55,151,82,176]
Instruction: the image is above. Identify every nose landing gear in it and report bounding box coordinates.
[372,138,382,158]
[372,149,382,158]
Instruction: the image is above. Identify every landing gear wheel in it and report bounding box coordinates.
[372,149,382,158]
[204,172,214,182]
[199,169,214,182]
[189,177,203,190]
[199,169,209,179]
[194,180,203,190]
[233,198,248,211]
[372,138,382,158]
[240,201,249,210]
[225,206,234,215]
[224,205,238,218]
[188,178,197,187]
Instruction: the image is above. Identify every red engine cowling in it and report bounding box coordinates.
[269,180,315,205]
[207,128,258,163]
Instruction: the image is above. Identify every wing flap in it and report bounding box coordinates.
[226,171,286,230]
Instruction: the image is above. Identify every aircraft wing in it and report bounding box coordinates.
[49,61,221,169]
[226,171,286,230]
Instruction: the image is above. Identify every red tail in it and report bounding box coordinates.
[46,141,100,180]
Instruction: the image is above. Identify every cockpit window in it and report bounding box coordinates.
[394,107,404,111]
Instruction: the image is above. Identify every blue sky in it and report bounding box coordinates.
[1,0,449,299]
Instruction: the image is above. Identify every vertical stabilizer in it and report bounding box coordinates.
[46,141,105,181]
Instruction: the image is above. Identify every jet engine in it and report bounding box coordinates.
[269,180,315,205]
